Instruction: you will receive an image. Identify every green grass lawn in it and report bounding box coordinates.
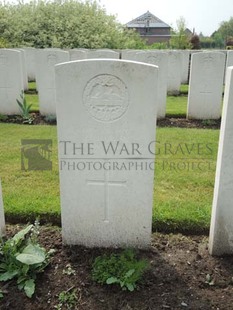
[28,82,36,90]
[153,127,219,233]
[0,123,220,233]
[180,84,189,94]
[166,95,187,117]
[25,94,39,112]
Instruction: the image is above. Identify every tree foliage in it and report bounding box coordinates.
[169,17,192,49]
[217,17,233,42]
[190,34,201,49]
[209,17,233,48]
[0,0,145,49]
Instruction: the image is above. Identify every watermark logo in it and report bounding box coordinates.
[58,141,216,172]
[21,139,52,171]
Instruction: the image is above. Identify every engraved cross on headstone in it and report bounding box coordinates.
[86,170,126,223]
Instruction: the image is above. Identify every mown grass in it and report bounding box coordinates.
[0,123,60,223]
[180,84,189,94]
[0,123,220,233]
[153,127,219,233]
[28,82,36,90]
[25,94,39,112]
[166,95,187,117]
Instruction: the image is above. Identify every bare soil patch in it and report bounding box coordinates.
[157,118,221,129]
[0,225,232,310]
[0,113,221,129]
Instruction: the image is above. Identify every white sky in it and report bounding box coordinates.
[98,0,233,36]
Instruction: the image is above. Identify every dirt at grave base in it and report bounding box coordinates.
[0,225,232,310]
[0,113,221,129]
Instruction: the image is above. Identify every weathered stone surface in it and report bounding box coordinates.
[0,49,24,115]
[187,52,225,119]
[55,59,159,248]
[209,66,233,255]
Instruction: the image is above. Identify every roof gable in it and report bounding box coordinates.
[126,11,170,29]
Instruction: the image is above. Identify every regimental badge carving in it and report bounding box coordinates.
[83,74,129,122]
[146,55,159,65]
[47,54,58,66]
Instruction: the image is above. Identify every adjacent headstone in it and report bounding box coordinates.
[0,49,24,115]
[121,50,141,60]
[0,179,5,236]
[86,49,119,59]
[69,49,87,61]
[23,47,36,82]
[187,52,225,119]
[224,51,233,83]
[36,49,70,115]
[136,51,168,118]
[181,50,190,84]
[15,49,28,90]
[167,51,182,94]
[209,66,233,255]
[55,59,158,248]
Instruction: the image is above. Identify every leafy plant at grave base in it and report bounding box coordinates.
[201,119,217,126]
[92,249,149,291]
[54,288,78,310]
[16,90,34,124]
[0,114,7,122]
[0,219,55,298]
[44,114,57,125]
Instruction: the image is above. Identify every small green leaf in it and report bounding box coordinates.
[16,99,22,106]
[106,277,118,284]
[0,270,18,281]
[18,281,25,290]
[125,269,135,278]
[24,279,35,298]
[16,244,46,265]
[17,275,28,285]
[12,225,33,244]
[126,283,135,291]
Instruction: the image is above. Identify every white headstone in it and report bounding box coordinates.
[224,51,233,83]
[36,49,70,115]
[167,51,182,94]
[0,179,5,236]
[55,59,158,248]
[15,49,28,91]
[23,47,36,82]
[187,52,225,119]
[209,66,233,255]
[121,50,142,61]
[86,49,119,59]
[136,51,168,118]
[69,49,87,61]
[0,49,24,115]
[181,50,190,84]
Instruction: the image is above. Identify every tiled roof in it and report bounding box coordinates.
[126,11,170,29]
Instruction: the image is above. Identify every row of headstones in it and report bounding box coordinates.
[1,59,233,256]
[0,48,233,119]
